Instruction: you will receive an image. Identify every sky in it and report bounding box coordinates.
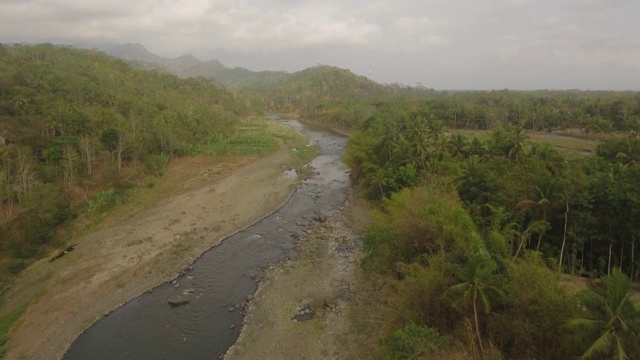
[1,0,639,90]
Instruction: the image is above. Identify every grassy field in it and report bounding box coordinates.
[451,129,600,153]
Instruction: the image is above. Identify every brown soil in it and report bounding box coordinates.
[1,148,299,360]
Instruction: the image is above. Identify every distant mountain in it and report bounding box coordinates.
[95,43,289,88]
[100,43,166,64]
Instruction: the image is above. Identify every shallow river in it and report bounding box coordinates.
[64,116,349,360]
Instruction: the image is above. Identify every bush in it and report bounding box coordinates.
[380,323,447,360]
[363,186,476,272]
[8,259,26,274]
[83,188,124,216]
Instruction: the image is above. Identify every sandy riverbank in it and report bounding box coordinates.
[2,147,299,360]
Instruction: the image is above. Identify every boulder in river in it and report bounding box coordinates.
[168,296,190,306]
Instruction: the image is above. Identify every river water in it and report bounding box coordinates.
[64,116,349,360]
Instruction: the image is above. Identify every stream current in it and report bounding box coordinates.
[64,116,349,360]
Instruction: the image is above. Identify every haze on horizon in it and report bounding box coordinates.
[1,0,638,91]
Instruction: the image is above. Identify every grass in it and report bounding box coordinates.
[0,307,26,357]
[451,129,599,153]
[0,285,44,360]
[206,119,279,157]
[293,146,319,164]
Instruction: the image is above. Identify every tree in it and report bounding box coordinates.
[513,219,551,262]
[78,135,97,175]
[100,127,128,173]
[518,177,563,252]
[62,145,79,191]
[448,250,504,356]
[565,269,640,359]
[506,126,530,161]
[366,164,389,199]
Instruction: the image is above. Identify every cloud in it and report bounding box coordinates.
[383,16,449,51]
[0,0,638,89]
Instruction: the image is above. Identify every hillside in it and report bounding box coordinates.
[96,43,435,128]
[0,43,248,276]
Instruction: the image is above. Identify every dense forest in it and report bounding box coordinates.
[338,98,640,358]
[0,43,250,276]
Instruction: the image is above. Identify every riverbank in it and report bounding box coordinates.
[1,140,302,360]
[224,193,373,360]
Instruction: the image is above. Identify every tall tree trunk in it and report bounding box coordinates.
[116,132,125,173]
[608,242,613,276]
[581,243,585,270]
[536,211,547,252]
[631,234,635,282]
[559,202,569,272]
[620,237,624,272]
[536,232,544,252]
[513,233,529,263]
[473,291,485,356]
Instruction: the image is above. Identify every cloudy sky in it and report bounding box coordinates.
[1,0,639,90]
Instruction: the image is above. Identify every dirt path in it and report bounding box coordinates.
[2,148,299,360]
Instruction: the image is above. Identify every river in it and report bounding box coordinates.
[63,116,349,360]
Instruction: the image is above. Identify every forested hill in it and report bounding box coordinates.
[96,43,438,127]
[0,43,247,272]
[235,64,436,128]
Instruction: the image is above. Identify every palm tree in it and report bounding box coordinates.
[448,252,504,356]
[366,164,388,199]
[465,136,487,156]
[450,102,464,129]
[531,142,565,175]
[565,268,640,360]
[513,219,551,262]
[448,133,467,157]
[489,127,507,156]
[616,137,640,165]
[517,178,563,252]
[457,155,482,183]
[506,126,530,161]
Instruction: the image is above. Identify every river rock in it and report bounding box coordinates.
[313,212,328,223]
[309,298,325,311]
[168,296,190,306]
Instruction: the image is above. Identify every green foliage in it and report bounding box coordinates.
[448,250,504,354]
[566,268,640,360]
[0,306,26,357]
[0,43,251,270]
[393,257,460,331]
[362,186,476,273]
[361,224,396,273]
[292,146,318,164]
[379,323,447,360]
[83,188,126,216]
[7,259,26,274]
[488,253,578,359]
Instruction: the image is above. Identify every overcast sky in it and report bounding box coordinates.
[1,0,639,90]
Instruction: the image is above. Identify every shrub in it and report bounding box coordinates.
[8,259,26,274]
[380,323,447,360]
[83,188,124,216]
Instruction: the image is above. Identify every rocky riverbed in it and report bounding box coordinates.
[224,195,367,360]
